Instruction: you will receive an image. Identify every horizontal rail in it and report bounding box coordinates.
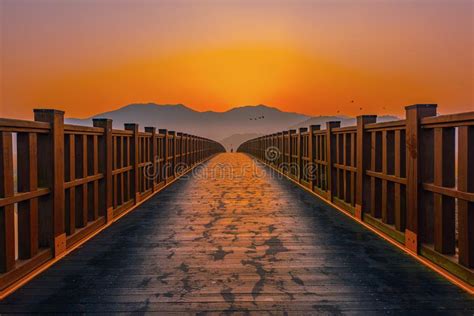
[365,119,406,130]
[421,111,474,128]
[423,183,474,202]
[64,124,104,134]
[0,188,51,208]
[0,118,50,133]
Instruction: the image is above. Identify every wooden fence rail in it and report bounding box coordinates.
[238,104,474,286]
[0,109,225,291]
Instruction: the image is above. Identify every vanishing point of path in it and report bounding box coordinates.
[1,153,473,314]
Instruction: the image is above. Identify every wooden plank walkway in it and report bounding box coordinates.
[1,153,473,314]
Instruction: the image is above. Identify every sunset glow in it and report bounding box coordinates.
[1,0,473,119]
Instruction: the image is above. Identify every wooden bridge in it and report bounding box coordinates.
[0,105,473,313]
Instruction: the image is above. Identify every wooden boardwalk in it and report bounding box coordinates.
[1,153,473,314]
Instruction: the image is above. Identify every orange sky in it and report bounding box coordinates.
[1,0,473,120]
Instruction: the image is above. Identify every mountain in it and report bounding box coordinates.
[66,103,399,151]
[66,103,310,142]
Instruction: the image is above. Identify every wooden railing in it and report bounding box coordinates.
[0,109,225,291]
[238,104,474,286]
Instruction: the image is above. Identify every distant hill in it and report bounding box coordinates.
[66,103,399,151]
[66,103,309,143]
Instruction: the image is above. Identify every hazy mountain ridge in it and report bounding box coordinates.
[66,103,310,141]
[66,103,399,151]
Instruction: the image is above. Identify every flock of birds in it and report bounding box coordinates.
[247,101,387,120]
[336,101,362,114]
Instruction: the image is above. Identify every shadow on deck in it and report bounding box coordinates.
[1,153,473,314]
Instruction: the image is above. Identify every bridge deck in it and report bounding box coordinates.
[1,153,473,314]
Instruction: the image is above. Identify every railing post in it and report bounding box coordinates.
[272,134,277,166]
[263,136,267,163]
[266,136,269,163]
[34,109,66,257]
[283,131,290,173]
[93,119,113,222]
[189,135,194,166]
[159,129,168,181]
[0,131,14,271]
[194,137,197,161]
[298,127,307,182]
[194,136,201,164]
[308,125,320,191]
[355,115,377,220]
[181,133,186,168]
[265,135,269,163]
[189,134,193,167]
[458,125,474,268]
[259,137,262,161]
[181,134,185,168]
[176,132,182,168]
[183,133,188,170]
[202,138,205,160]
[169,131,176,177]
[145,127,157,192]
[194,136,197,161]
[326,121,340,202]
[269,135,273,164]
[203,138,206,161]
[124,123,140,203]
[199,137,203,162]
[289,130,296,177]
[279,132,284,168]
[269,134,274,166]
[192,136,196,165]
[405,104,437,253]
